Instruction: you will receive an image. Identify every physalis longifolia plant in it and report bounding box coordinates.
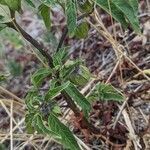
[0,0,140,149]
[25,48,124,149]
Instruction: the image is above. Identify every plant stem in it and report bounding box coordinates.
[62,90,99,133]
[7,21,54,68]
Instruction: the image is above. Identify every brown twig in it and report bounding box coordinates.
[96,134,126,148]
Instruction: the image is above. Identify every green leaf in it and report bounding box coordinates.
[31,68,52,87]
[0,14,9,31]
[78,0,94,13]
[48,113,80,150]
[96,0,128,28]
[39,4,51,30]
[25,113,35,133]
[112,0,140,33]
[25,89,39,110]
[25,0,35,8]
[0,23,6,31]
[53,47,68,67]
[32,114,48,134]
[0,5,11,23]
[26,94,42,111]
[74,22,89,39]
[4,0,21,11]
[52,105,62,115]
[0,0,6,5]
[0,15,4,20]
[60,59,81,79]
[69,65,91,86]
[34,114,60,137]
[32,114,47,133]
[66,0,77,35]
[49,79,58,89]
[128,0,138,15]
[43,0,57,6]
[45,81,70,100]
[88,83,124,102]
[65,82,91,116]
